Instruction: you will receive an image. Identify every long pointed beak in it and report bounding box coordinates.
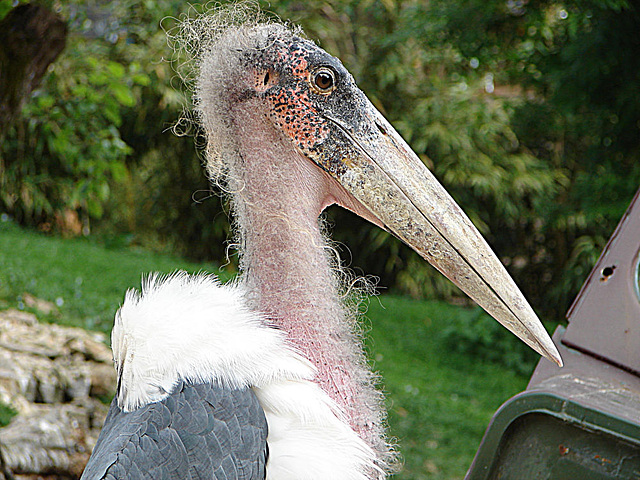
[325,104,563,367]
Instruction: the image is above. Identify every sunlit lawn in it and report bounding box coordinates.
[367,296,528,478]
[0,220,230,333]
[0,220,529,479]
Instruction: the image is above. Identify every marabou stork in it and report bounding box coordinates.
[81,9,562,480]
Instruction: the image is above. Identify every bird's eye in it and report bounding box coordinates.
[311,67,336,94]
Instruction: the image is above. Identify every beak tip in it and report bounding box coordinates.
[542,342,564,368]
[550,354,564,368]
[552,353,564,368]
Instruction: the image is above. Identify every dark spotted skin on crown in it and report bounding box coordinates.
[243,35,375,180]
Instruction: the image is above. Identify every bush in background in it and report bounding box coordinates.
[1,0,638,328]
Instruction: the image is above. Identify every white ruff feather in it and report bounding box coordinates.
[112,272,380,479]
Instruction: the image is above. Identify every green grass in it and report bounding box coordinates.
[0,220,531,479]
[0,220,231,333]
[366,296,528,478]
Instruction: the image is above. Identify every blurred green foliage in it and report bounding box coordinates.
[0,402,16,428]
[438,306,539,377]
[275,0,640,319]
[1,0,638,325]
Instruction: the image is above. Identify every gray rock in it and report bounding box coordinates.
[0,308,116,479]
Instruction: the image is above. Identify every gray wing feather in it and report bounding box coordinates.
[81,381,268,480]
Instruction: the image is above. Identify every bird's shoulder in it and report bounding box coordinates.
[111,272,314,411]
[81,380,268,480]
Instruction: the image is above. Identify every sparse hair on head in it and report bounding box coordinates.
[166,2,304,181]
[167,1,267,83]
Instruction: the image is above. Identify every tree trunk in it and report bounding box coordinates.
[0,3,67,140]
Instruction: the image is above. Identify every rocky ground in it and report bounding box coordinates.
[0,308,116,479]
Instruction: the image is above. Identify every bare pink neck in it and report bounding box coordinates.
[228,104,385,454]
[231,113,358,401]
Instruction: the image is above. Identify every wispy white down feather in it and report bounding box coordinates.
[113,271,313,411]
[257,381,382,480]
[112,272,380,479]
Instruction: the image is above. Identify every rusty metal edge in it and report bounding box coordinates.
[464,390,640,480]
[565,188,640,321]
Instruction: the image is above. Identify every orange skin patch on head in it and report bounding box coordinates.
[268,88,328,150]
[266,45,330,151]
[290,57,308,79]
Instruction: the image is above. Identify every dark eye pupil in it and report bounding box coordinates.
[315,71,333,90]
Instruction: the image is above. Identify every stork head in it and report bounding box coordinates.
[192,20,562,367]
